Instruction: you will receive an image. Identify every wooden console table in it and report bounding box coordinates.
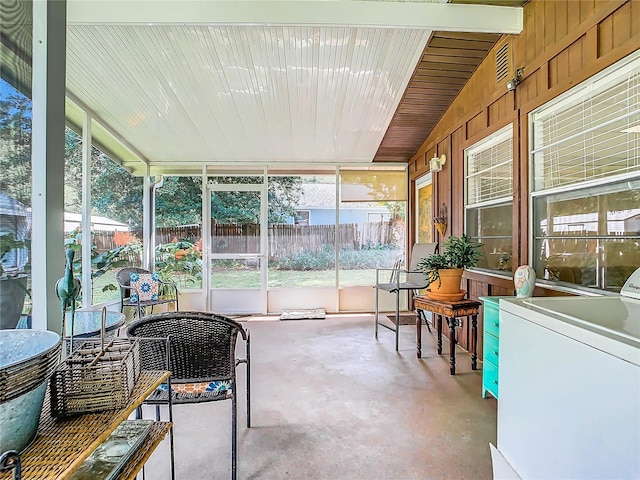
[0,370,171,480]
[414,296,481,375]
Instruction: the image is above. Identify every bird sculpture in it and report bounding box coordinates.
[55,248,82,356]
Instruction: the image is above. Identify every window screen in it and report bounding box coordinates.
[340,169,407,202]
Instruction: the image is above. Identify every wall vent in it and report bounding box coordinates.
[495,42,511,83]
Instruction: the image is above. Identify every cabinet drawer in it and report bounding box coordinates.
[484,304,500,337]
[483,359,499,399]
[484,331,500,367]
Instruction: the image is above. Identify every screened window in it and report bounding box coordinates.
[530,51,640,292]
[339,168,406,287]
[465,125,514,272]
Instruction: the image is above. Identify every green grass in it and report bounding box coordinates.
[210,268,378,288]
[91,271,120,305]
[90,267,379,305]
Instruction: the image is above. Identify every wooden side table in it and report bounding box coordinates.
[414,296,482,375]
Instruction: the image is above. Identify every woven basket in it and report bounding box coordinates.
[50,337,141,417]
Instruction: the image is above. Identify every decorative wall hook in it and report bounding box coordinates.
[433,203,448,238]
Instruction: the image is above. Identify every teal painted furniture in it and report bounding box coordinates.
[479,296,511,399]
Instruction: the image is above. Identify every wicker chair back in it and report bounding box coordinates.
[126,311,246,384]
[126,311,251,479]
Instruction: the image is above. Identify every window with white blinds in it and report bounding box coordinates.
[464,125,514,273]
[530,50,640,192]
[529,51,640,293]
[465,125,513,207]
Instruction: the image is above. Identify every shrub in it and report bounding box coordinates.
[270,246,401,271]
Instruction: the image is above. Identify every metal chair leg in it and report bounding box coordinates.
[231,380,237,480]
[374,287,380,338]
[168,397,175,480]
[394,289,400,351]
[246,331,251,428]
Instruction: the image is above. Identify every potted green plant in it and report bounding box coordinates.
[416,234,483,299]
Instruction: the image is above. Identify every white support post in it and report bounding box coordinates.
[30,0,67,332]
[202,166,210,308]
[81,113,92,307]
[334,166,340,291]
[142,170,152,270]
[261,167,268,314]
[143,171,162,271]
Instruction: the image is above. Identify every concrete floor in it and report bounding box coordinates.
[140,314,497,479]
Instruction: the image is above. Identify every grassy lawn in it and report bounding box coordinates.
[91,271,120,304]
[90,267,379,305]
[211,268,378,288]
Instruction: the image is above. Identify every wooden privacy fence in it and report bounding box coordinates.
[152,225,202,245]
[269,224,354,258]
[90,221,397,257]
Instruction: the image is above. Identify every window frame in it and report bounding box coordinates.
[528,51,640,293]
[464,124,515,274]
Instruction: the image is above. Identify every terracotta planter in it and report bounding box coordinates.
[430,268,463,294]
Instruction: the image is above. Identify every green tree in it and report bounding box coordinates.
[0,91,32,206]
[209,176,303,224]
[2,87,302,229]
[155,177,202,226]
[90,154,143,227]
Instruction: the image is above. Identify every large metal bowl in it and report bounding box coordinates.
[0,329,62,453]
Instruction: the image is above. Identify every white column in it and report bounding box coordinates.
[142,172,162,271]
[201,166,209,309]
[30,0,67,332]
[81,113,92,307]
[142,169,152,270]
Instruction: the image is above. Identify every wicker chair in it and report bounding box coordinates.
[374,242,438,351]
[116,267,179,319]
[126,311,250,480]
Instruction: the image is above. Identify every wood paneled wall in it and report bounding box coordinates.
[408,0,640,352]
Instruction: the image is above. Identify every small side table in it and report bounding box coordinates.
[64,310,126,353]
[414,295,482,375]
[65,310,125,338]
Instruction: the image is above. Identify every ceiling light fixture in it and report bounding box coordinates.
[430,154,446,173]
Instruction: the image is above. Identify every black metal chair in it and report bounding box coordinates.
[126,311,251,480]
[116,267,179,319]
[374,242,438,350]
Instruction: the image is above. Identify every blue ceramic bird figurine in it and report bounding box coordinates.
[55,248,82,355]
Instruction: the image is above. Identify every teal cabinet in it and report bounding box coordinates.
[480,296,510,399]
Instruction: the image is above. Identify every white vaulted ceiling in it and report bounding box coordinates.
[61,1,524,175]
[67,25,430,170]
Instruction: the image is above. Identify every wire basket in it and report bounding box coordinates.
[50,309,141,417]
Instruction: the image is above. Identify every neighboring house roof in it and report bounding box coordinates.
[0,191,30,238]
[64,212,129,232]
[0,191,30,273]
[0,191,29,218]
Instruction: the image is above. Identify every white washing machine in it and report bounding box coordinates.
[493,267,640,480]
